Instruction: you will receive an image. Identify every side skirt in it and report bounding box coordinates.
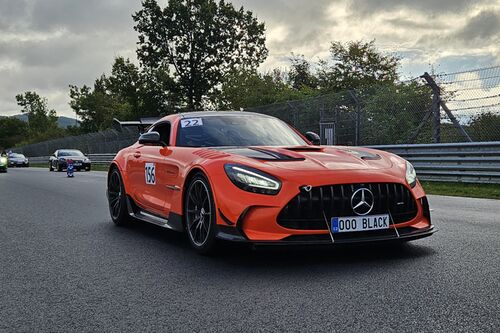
[125,196,184,232]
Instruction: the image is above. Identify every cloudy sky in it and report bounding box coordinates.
[0,0,499,118]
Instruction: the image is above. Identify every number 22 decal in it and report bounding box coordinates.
[145,163,156,185]
[181,118,203,128]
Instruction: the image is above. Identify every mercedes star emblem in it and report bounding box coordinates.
[351,188,375,216]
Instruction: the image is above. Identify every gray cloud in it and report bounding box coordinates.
[455,10,500,41]
[0,0,498,117]
[348,0,488,16]
[233,0,335,52]
[0,0,30,30]
[30,0,138,33]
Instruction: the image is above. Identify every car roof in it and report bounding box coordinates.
[174,111,274,119]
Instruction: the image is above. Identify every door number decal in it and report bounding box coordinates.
[145,163,156,185]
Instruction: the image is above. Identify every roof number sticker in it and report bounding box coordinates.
[181,118,203,128]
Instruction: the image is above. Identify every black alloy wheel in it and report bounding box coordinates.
[185,174,217,254]
[107,168,130,226]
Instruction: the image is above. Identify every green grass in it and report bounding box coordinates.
[421,181,500,200]
[29,163,110,172]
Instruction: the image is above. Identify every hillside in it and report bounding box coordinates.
[3,114,79,129]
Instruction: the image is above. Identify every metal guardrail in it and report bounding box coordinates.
[369,141,500,184]
[27,142,500,184]
[28,154,116,166]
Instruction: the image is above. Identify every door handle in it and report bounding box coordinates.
[133,152,141,158]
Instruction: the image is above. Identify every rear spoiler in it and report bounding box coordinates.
[112,118,159,133]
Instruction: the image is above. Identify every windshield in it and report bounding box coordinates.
[9,153,25,158]
[59,150,84,157]
[176,115,308,147]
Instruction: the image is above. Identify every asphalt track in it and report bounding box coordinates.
[0,168,499,332]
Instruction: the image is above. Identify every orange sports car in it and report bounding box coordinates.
[107,111,435,253]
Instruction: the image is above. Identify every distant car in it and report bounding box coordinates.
[0,154,7,173]
[8,153,29,167]
[49,149,91,172]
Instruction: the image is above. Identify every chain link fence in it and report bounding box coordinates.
[11,67,500,156]
[247,66,500,146]
[11,127,139,157]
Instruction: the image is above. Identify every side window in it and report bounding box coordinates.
[152,123,171,145]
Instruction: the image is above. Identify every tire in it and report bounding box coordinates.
[49,162,54,171]
[107,167,131,226]
[57,163,63,172]
[184,173,217,254]
[86,166,91,171]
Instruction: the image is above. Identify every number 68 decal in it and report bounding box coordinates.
[145,163,156,185]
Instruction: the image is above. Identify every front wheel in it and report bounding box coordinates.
[107,168,131,226]
[49,162,54,171]
[184,174,217,254]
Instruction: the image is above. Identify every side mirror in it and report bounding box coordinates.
[139,131,164,146]
[305,132,321,146]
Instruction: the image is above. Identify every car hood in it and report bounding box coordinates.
[214,146,394,171]
[9,157,27,162]
[58,155,87,160]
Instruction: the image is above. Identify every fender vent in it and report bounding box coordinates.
[193,149,230,159]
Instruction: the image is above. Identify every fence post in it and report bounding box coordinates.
[348,90,361,146]
[421,72,473,143]
[421,73,441,143]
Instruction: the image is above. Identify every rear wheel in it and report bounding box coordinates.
[49,162,54,171]
[57,163,63,172]
[184,174,217,254]
[107,168,131,226]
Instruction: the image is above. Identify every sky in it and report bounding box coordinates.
[0,0,499,118]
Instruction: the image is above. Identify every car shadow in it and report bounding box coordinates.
[110,219,437,273]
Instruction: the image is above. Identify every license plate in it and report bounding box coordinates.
[74,163,82,166]
[331,214,390,233]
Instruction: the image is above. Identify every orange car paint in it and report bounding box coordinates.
[111,113,431,242]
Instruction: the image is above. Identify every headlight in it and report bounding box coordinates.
[0,157,7,164]
[59,157,66,162]
[406,161,417,188]
[224,164,281,195]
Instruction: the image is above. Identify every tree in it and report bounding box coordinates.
[69,76,131,132]
[219,69,318,110]
[318,40,399,92]
[0,117,28,150]
[288,54,318,90]
[468,112,500,141]
[15,91,59,136]
[133,0,268,110]
[107,57,143,119]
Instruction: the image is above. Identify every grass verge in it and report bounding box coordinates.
[29,163,110,172]
[421,181,500,200]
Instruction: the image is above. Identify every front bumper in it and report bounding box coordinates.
[59,162,91,169]
[216,224,436,246]
[8,162,29,167]
[211,169,433,244]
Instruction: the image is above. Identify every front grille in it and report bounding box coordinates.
[277,183,418,230]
